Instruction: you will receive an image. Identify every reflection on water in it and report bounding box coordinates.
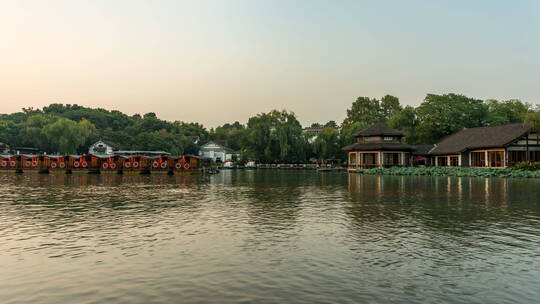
[1,171,540,304]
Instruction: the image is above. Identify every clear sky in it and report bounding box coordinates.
[1,0,539,127]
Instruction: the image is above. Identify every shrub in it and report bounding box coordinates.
[357,166,540,178]
[513,162,540,171]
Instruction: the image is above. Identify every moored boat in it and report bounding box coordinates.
[172,155,201,175]
[0,154,19,173]
[99,155,124,174]
[48,155,77,174]
[149,155,174,175]
[122,155,151,174]
[72,154,101,174]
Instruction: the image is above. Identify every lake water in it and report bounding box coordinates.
[1,171,540,304]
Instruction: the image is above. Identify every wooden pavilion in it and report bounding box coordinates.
[343,122,413,171]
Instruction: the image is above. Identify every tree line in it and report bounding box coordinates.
[1,93,539,162]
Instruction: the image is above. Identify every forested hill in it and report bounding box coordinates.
[1,93,539,162]
[0,104,206,156]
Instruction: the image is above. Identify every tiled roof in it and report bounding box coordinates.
[430,123,531,155]
[411,144,435,156]
[342,142,414,152]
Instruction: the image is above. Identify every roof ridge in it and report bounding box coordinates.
[466,122,525,130]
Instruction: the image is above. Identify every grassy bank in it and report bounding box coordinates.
[358,167,540,178]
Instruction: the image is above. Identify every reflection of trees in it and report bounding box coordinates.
[346,173,540,234]
[0,174,207,258]
[225,171,307,230]
[345,174,540,289]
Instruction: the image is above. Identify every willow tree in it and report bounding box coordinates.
[23,114,58,151]
[312,127,341,160]
[243,110,306,163]
[43,118,96,154]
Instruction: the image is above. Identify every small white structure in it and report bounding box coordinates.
[88,140,118,155]
[0,142,10,154]
[199,141,237,163]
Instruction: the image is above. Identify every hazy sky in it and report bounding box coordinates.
[1,0,539,127]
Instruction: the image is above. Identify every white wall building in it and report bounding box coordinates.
[0,142,10,154]
[88,140,118,155]
[198,141,237,162]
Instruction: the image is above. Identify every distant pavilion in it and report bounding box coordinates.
[343,122,413,171]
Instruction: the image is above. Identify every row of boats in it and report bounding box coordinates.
[0,153,208,174]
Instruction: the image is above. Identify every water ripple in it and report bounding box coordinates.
[0,172,539,304]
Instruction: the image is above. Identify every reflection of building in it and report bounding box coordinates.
[198,140,237,163]
[88,140,119,155]
[343,122,413,171]
[430,123,538,168]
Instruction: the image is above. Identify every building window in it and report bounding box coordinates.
[437,156,448,167]
[383,137,393,141]
[383,153,401,166]
[470,152,485,167]
[487,151,504,167]
[508,151,526,166]
[530,151,540,162]
[362,153,378,168]
[349,153,357,165]
[449,156,459,167]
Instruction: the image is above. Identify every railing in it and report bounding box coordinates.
[348,164,407,169]
[348,164,380,169]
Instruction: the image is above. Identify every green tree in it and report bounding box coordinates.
[132,130,188,155]
[380,95,402,121]
[243,110,306,163]
[524,110,540,132]
[209,122,245,151]
[312,127,341,160]
[485,99,530,125]
[339,121,366,147]
[342,95,402,129]
[324,120,338,129]
[342,96,382,128]
[387,106,418,144]
[23,114,59,151]
[43,118,97,154]
[416,93,487,143]
[0,120,21,146]
[171,121,209,139]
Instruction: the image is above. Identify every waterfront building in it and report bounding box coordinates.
[411,144,435,166]
[0,142,10,154]
[302,126,324,135]
[343,122,413,171]
[88,140,119,155]
[198,140,237,163]
[430,123,539,168]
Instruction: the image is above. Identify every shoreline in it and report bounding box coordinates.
[353,167,540,178]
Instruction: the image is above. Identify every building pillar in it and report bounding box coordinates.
[526,134,530,161]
